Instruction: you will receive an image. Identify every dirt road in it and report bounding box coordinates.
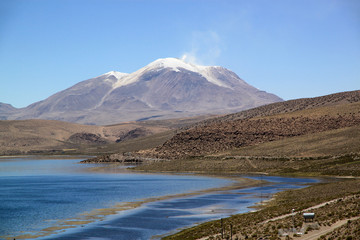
[296,217,359,240]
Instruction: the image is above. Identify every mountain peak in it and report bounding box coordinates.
[103,71,128,80]
[149,57,196,72]
[112,57,221,89]
[109,58,230,89]
[148,57,213,72]
[143,57,231,88]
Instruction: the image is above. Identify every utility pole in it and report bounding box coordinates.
[292,209,295,233]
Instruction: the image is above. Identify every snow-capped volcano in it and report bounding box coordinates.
[112,58,231,89]
[2,58,282,125]
[144,58,232,88]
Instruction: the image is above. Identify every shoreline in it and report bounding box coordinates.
[0,155,95,161]
[7,168,262,240]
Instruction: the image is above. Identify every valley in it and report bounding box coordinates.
[1,90,359,240]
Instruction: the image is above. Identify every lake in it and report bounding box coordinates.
[0,157,317,240]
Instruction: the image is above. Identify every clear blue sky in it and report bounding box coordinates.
[0,0,359,108]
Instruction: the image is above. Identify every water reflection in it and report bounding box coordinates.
[0,158,231,239]
[0,158,318,240]
[44,175,318,240]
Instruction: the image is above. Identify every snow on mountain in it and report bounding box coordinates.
[113,58,231,89]
[103,71,129,80]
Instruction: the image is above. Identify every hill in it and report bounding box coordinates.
[130,90,360,177]
[194,89,360,125]
[139,90,360,159]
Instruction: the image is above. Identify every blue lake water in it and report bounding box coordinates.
[0,157,318,240]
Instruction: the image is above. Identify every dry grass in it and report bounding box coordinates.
[224,125,360,157]
[257,101,360,120]
[136,153,360,177]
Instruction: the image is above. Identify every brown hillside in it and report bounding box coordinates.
[142,91,360,159]
[197,90,360,125]
[222,125,360,157]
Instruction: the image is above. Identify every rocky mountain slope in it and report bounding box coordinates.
[139,90,360,159]
[0,103,17,119]
[1,58,282,125]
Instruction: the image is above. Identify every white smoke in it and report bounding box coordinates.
[181,30,222,66]
[181,53,198,65]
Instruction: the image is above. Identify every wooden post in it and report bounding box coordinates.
[230,224,233,239]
